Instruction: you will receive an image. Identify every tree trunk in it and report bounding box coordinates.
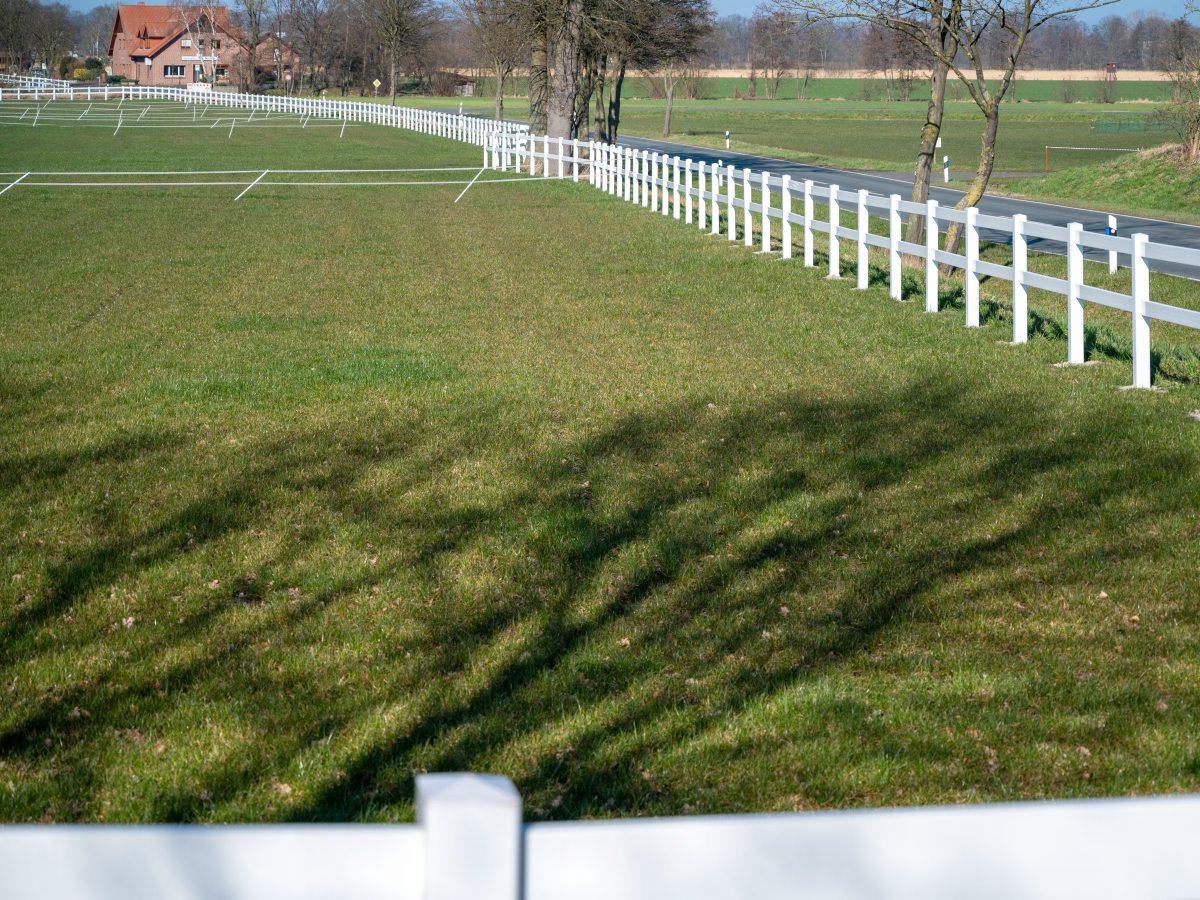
[942,104,999,266]
[903,55,949,260]
[607,59,626,142]
[494,64,505,120]
[389,51,396,106]
[547,0,584,140]
[663,78,674,136]
[529,29,548,135]
[593,55,607,142]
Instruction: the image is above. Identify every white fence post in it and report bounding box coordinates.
[673,157,681,219]
[650,153,660,212]
[888,194,901,300]
[828,185,841,279]
[698,161,707,230]
[685,159,694,224]
[726,166,736,241]
[856,189,869,289]
[781,175,792,260]
[573,139,580,182]
[1012,214,1028,344]
[925,199,939,312]
[705,164,715,236]
[761,172,772,253]
[662,154,671,216]
[1132,232,1151,389]
[1067,222,1085,363]
[803,180,814,267]
[1109,214,1119,274]
[558,136,564,179]
[417,774,522,900]
[965,206,980,327]
[742,168,753,247]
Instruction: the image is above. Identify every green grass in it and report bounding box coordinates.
[995,148,1200,222]
[3,104,1200,824]
[450,75,1174,104]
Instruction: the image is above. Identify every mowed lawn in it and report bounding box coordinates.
[2,109,1200,824]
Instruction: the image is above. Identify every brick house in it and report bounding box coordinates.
[107,3,290,88]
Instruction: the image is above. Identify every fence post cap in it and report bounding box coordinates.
[416,772,521,813]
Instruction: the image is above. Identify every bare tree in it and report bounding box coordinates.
[1158,0,1200,163]
[750,6,796,100]
[172,1,225,83]
[779,0,1119,258]
[458,0,526,119]
[634,0,711,135]
[363,0,438,104]
[235,0,270,88]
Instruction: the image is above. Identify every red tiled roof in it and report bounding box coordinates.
[108,4,238,57]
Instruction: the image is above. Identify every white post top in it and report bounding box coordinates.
[416,773,521,814]
[416,774,523,900]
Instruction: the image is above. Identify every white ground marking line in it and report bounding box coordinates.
[17,176,540,188]
[138,105,149,120]
[113,111,122,136]
[0,173,29,196]
[228,119,235,139]
[233,169,268,201]
[18,107,28,120]
[339,117,346,139]
[0,167,482,176]
[453,166,489,203]
[79,103,91,120]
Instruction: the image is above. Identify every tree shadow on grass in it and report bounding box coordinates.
[1,371,1196,822]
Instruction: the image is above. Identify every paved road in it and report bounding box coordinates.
[619,133,1200,280]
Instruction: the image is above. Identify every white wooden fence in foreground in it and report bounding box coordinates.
[4,774,1200,899]
[499,134,1200,390]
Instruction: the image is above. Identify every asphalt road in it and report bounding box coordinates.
[619,133,1200,280]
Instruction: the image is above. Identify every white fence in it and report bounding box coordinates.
[0,77,527,148]
[5,75,1195,390]
[498,134,1200,390]
[1,73,73,90]
[4,773,1200,899]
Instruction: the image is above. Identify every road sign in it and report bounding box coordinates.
[373,79,381,88]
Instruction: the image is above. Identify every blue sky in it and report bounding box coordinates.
[60,0,1193,23]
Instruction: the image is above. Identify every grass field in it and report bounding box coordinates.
[994,148,1200,222]
[3,101,1200,824]
[456,75,1175,104]
[398,93,1177,184]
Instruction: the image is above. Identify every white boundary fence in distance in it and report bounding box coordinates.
[4,774,1200,899]
[500,133,1200,391]
[0,76,528,148]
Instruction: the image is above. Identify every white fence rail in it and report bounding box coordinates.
[496,133,1200,390]
[0,77,527,148]
[4,774,1200,899]
[1,73,73,90]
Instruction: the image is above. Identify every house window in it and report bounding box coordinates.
[164,65,184,77]
[180,38,191,47]
[212,39,221,49]
[215,66,227,78]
